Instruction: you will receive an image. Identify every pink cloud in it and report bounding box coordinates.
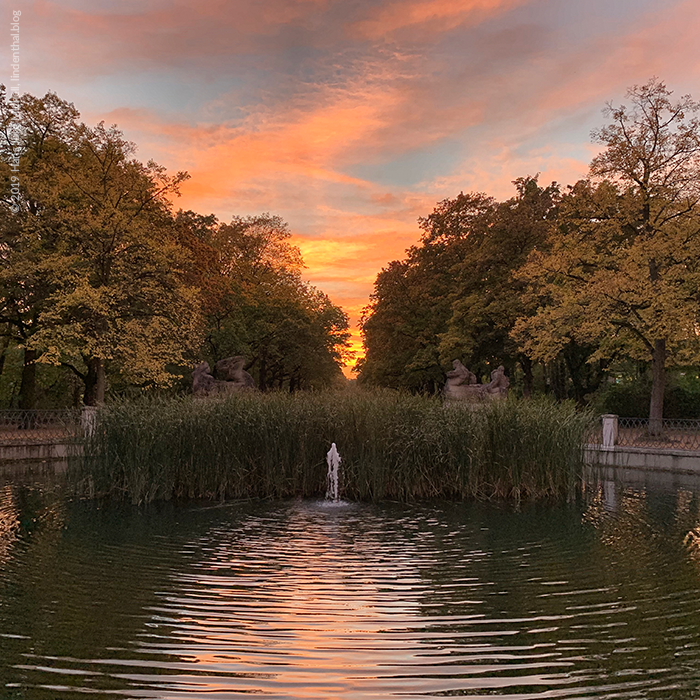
[350,0,530,39]
[32,0,700,370]
[26,0,335,77]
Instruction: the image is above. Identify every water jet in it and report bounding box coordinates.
[326,442,341,502]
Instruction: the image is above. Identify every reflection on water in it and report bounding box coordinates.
[0,485,20,566]
[2,471,700,698]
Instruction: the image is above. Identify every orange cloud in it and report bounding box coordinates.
[47,0,700,378]
[350,0,530,39]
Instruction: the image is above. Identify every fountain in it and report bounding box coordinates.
[326,442,341,502]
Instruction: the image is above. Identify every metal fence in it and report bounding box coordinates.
[587,421,604,446]
[615,416,700,451]
[0,409,82,444]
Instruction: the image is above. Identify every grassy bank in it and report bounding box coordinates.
[72,391,593,504]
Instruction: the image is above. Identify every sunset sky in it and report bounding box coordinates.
[11,0,700,364]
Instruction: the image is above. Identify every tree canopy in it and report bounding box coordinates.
[513,79,700,428]
[177,211,351,391]
[0,87,351,406]
[359,79,700,423]
[359,178,566,395]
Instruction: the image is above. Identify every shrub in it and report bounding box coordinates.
[591,373,700,419]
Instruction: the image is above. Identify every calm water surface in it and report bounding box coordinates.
[2,468,700,698]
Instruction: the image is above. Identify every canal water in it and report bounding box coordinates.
[2,468,700,698]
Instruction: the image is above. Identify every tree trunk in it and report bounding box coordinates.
[649,339,666,436]
[520,356,533,398]
[83,357,106,406]
[258,350,267,392]
[0,336,10,378]
[18,348,37,410]
[562,348,585,405]
[548,357,568,402]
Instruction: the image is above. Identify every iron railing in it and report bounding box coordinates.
[0,409,82,444]
[615,417,700,451]
[586,422,604,446]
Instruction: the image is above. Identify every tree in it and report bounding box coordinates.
[359,193,493,391]
[177,212,351,390]
[513,79,700,430]
[0,86,80,408]
[0,87,202,405]
[439,177,559,394]
[358,259,445,390]
[359,181,576,396]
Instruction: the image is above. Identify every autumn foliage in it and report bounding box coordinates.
[0,87,350,406]
[360,80,700,424]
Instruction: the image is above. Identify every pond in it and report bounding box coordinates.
[2,467,700,698]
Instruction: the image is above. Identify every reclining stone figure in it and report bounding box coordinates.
[444,360,509,401]
[214,356,256,389]
[192,356,255,397]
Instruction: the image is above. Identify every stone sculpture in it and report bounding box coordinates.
[214,356,256,389]
[192,361,218,396]
[192,356,255,397]
[486,365,510,397]
[444,360,482,401]
[444,360,509,401]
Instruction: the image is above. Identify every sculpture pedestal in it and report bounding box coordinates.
[444,361,509,403]
[444,385,485,401]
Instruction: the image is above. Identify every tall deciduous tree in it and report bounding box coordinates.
[0,87,80,408]
[359,193,493,392]
[513,80,700,430]
[439,177,559,394]
[1,87,202,405]
[38,123,199,404]
[177,212,351,390]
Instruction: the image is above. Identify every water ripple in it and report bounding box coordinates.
[2,487,700,697]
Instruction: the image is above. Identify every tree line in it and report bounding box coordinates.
[357,80,700,428]
[0,87,351,408]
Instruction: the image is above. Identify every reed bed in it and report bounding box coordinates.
[72,391,594,504]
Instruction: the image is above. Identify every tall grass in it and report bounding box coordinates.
[71,391,594,504]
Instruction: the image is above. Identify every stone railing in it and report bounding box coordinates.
[598,414,700,451]
[0,408,97,445]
